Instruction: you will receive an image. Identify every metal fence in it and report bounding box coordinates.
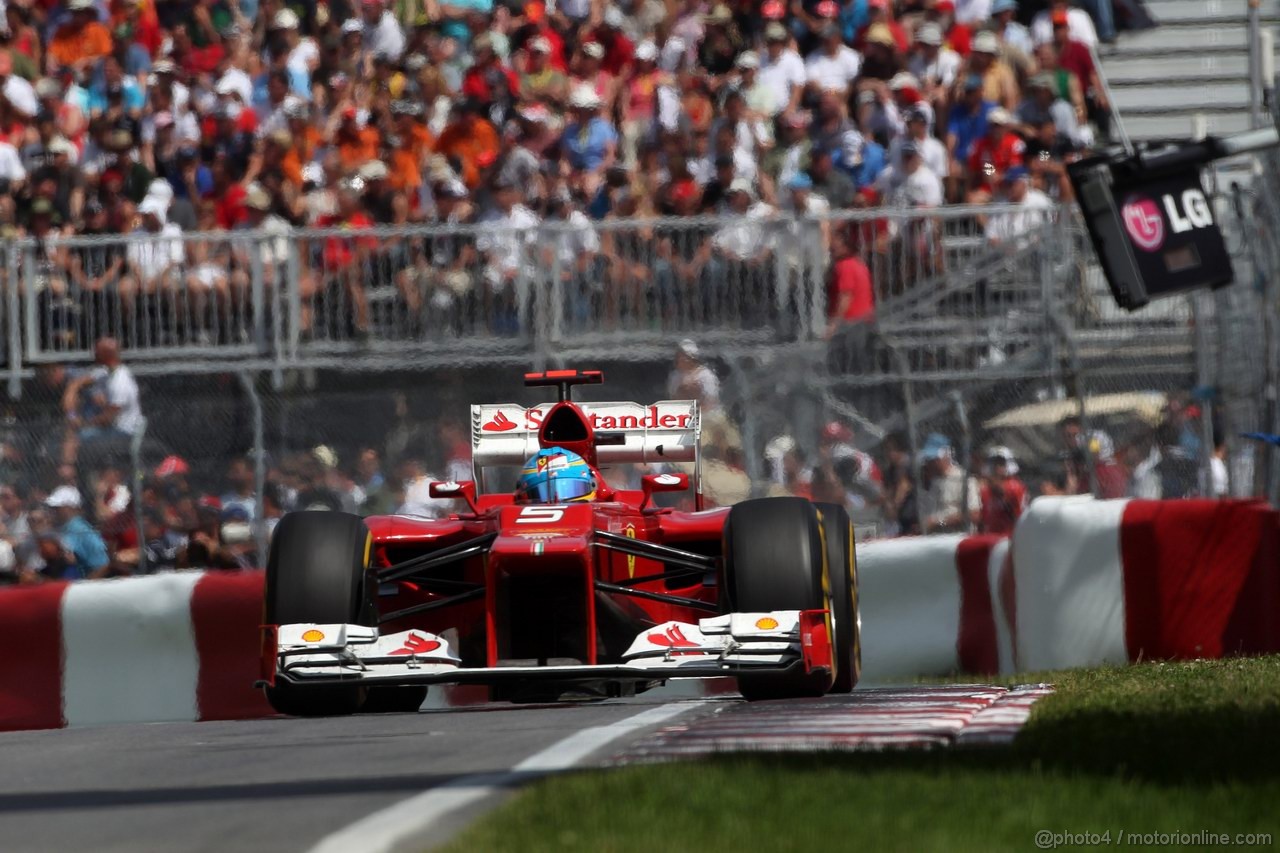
[3,197,1277,573]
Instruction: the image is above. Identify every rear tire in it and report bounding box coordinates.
[815,503,861,693]
[264,511,373,717]
[723,497,833,701]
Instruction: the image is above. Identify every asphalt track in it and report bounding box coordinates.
[0,694,709,853]
[0,685,1045,853]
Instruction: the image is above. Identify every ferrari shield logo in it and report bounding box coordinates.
[624,523,637,578]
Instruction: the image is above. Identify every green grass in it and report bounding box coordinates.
[441,657,1280,852]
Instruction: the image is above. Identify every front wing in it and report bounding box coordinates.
[260,611,832,689]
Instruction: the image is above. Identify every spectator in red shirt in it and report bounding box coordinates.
[314,183,376,338]
[589,6,635,78]
[980,447,1027,534]
[826,226,875,372]
[928,0,972,57]
[1052,12,1110,136]
[966,107,1024,200]
[855,0,910,54]
[461,33,520,108]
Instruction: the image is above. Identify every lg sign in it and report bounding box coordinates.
[1122,190,1214,252]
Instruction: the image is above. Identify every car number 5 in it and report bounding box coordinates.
[517,506,565,524]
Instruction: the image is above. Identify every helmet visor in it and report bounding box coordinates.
[519,477,595,503]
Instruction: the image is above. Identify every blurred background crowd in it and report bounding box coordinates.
[0,0,1145,348]
[0,331,1219,584]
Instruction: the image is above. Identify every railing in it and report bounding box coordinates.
[0,205,1075,386]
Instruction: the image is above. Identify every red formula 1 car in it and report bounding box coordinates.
[260,370,861,715]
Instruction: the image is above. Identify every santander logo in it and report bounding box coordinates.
[647,625,698,648]
[1122,196,1165,252]
[482,411,518,432]
[390,633,442,656]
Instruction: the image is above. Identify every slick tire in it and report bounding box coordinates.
[723,497,834,701]
[264,510,373,717]
[814,502,861,693]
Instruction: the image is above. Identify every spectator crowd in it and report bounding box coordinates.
[1,0,1119,346]
[0,331,1230,584]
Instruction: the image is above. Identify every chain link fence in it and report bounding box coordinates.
[1,197,1277,578]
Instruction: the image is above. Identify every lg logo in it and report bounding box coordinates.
[1163,188,1213,234]
[1122,189,1213,253]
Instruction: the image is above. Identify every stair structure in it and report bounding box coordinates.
[1101,0,1276,140]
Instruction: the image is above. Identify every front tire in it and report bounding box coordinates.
[815,502,861,692]
[264,511,373,717]
[723,497,834,700]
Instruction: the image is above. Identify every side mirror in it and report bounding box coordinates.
[640,472,688,511]
[429,480,479,514]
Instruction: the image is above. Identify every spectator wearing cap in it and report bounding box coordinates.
[888,106,948,180]
[618,41,661,165]
[697,4,743,79]
[985,166,1053,245]
[783,171,831,276]
[966,106,1025,199]
[704,178,776,325]
[668,339,722,409]
[857,22,902,81]
[878,138,944,208]
[887,71,933,135]
[809,146,858,209]
[979,446,1027,534]
[967,29,1018,111]
[990,0,1034,56]
[462,32,521,110]
[711,88,771,181]
[400,175,476,337]
[361,0,405,62]
[928,0,972,57]
[804,22,861,98]
[587,5,636,78]
[1031,0,1100,47]
[945,73,995,192]
[1018,71,1089,148]
[48,0,113,74]
[45,485,109,579]
[119,196,184,324]
[561,85,617,193]
[519,36,568,108]
[476,175,539,335]
[855,0,909,54]
[435,98,500,189]
[918,434,980,534]
[760,109,812,204]
[759,22,806,117]
[1048,9,1110,136]
[733,50,777,119]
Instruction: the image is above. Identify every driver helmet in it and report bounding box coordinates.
[515,447,597,504]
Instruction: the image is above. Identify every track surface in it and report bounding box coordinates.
[0,695,701,853]
[0,685,1048,853]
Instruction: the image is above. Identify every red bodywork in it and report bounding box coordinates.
[365,372,730,674]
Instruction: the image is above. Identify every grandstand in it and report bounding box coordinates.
[0,0,1275,583]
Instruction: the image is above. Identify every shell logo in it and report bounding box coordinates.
[755,617,779,631]
[301,629,326,643]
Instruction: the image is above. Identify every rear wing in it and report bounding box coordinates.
[470,400,701,492]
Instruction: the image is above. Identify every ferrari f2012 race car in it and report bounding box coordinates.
[259,369,861,715]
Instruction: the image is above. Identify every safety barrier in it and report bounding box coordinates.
[1011,496,1280,671]
[0,571,268,731]
[2,496,1277,732]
